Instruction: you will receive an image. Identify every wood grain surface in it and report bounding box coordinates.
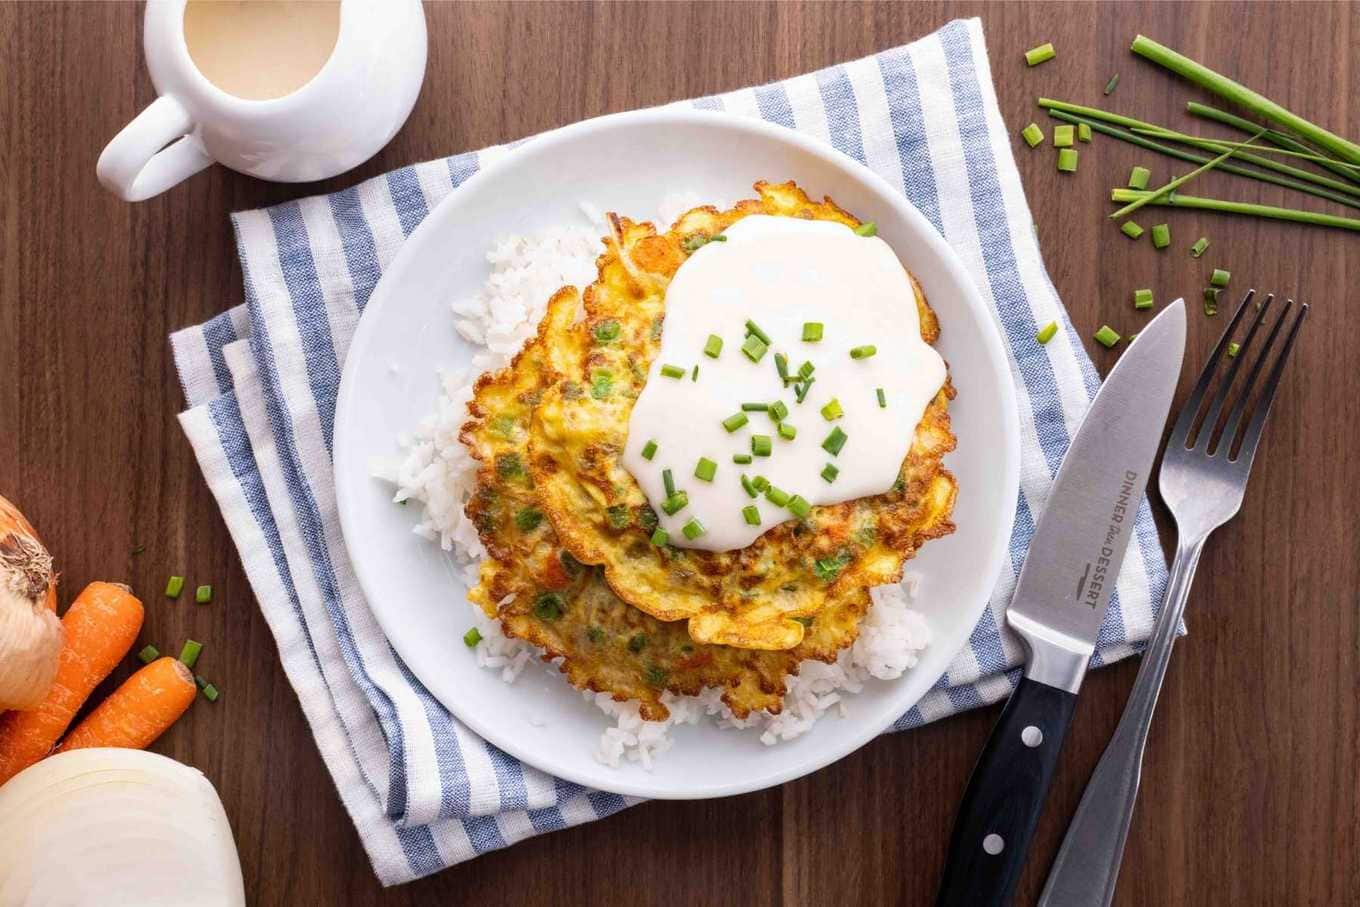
[2,2,1357,904]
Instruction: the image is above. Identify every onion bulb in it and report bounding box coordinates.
[0,748,246,906]
[0,494,62,711]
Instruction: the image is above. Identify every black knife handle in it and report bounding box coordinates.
[936,676,1078,907]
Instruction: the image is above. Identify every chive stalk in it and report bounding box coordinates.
[1132,126,1360,170]
[1110,188,1360,232]
[1187,101,1360,186]
[1108,132,1264,220]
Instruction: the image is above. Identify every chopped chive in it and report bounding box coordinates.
[798,360,815,379]
[1120,221,1145,240]
[1129,166,1152,190]
[769,400,789,422]
[849,345,877,360]
[741,334,769,363]
[590,369,614,399]
[1133,288,1154,309]
[876,387,887,408]
[744,319,772,344]
[463,627,483,648]
[822,426,848,456]
[661,492,688,516]
[650,527,669,546]
[628,633,647,653]
[820,398,844,421]
[854,222,878,237]
[752,476,770,492]
[742,401,769,412]
[1203,288,1221,315]
[194,674,208,691]
[691,365,699,382]
[1190,236,1210,258]
[1057,148,1079,172]
[1104,73,1120,95]
[774,351,790,384]
[533,593,565,620]
[751,435,772,457]
[802,322,824,342]
[787,495,811,519]
[681,518,706,540]
[660,364,685,379]
[195,585,212,604]
[821,463,840,483]
[1078,123,1092,143]
[1210,268,1231,287]
[662,468,676,498]
[703,334,723,358]
[137,645,160,665]
[1025,42,1056,66]
[1094,325,1122,348]
[179,639,203,669]
[764,485,791,507]
[733,453,753,465]
[694,458,717,482]
[742,505,761,526]
[741,475,758,498]
[202,684,219,702]
[1021,123,1044,147]
[1151,223,1171,249]
[1036,321,1058,344]
[165,575,184,598]
[641,440,658,460]
[1053,124,1075,148]
[1227,341,1241,357]
[777,422,797,441]
[795,378,815,403]
[593,319,621,343]
[722,412,749,433]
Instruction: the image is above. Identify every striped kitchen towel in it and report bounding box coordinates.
[170,18,1168,886]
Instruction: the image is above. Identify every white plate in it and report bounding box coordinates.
[334,109,1019,800]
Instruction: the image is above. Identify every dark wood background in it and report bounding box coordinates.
[2,2,1356,904]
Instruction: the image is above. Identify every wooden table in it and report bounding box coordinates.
[2,2,1356,904]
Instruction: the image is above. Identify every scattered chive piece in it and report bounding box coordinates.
[661,492,688,516]
[774,352,790,383]
[1129,333,1139,342]
[1203,288,1221,315]
[202,684,219,703]
[534,593,565,621]
[463,628,483,648]
[165,576,184,598]
[1053,124,1075,148]
[777,422,797,441]
[794,378,815,404]
[742,402,769,412]
[1036,321,1058,344]
[787,495,811,519]
[1210,268,1231,287]
[591,369,614,399]
[663,468,676,498]
[1128,166,1151,190]
[1120,221,1144,240]
[1151,223,1171,249]
[751,435,772,457]
[1078,123,1092,143]
[822,426,848,456]
[1109,187,1360,229]
[798,361,815,379]
[593,320,621,343]
[820,398,844,421]
[752,476,770,492]
[691,364,699,382]
[733,453,753,465]
[703,334,723,358]
[681,518,706,540]
[1133,289,1154,310]
[742,505,761,526]
[179,639,203,669]
[137,645,160,665]
[1190,237,1210,258]
[194,674,208,691]
[849,345,877,360]
[876,387,887,408]
[660,363,685,379]
[650,527,669,546]
[741,335,769,363]
[1227,341,1241,357]
[641,440,658,460]
[195,585,212,604]
[802,322,824,342]
[1025,42,1056,66]
[694,458,717,482]
[722,412,749,433]
[854,222,878,237]
[1057,148,1079,172]
[1021,123,1045,148]
[1104,73,1120,95]
[764,485,791,507]
[821,463,840,483]
[741,475,759,498]
[769,400,789,422]
[628,634,647,653]
[1094,325,1122,348]
[745,319,772,344]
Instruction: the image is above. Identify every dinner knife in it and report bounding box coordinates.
[935,301,1185,907]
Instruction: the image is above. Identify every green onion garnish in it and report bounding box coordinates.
[1210,268,1231,288]
[1226,341,1241,358]
[1025,42,1055,66]
[194,674,208,691]
[137,645,159,665]
[165,576,184,598]
[1190,237,1210,258]
[854,222,878,237]
[641,440,658,460]
[741,475,758,498]
[1053,124,1075,148]
[179,639,203,669]
[802,322,824,342]
[1133,288,1154,310]
[752,475,770,492]
[742,506,761,526]
[822,426,848,456]
[704,334,723,358]
[722,412,749,433]
[795,378,815,403]
[745,319,772,344]
[1121,221,1144,240]
[694,458,717,482]
[849,345,877,360]
[463,628,483,648]
[742,402,769,411]
[1036,321,1058,344]
[628,634,647,653]
[1021,123,1044,148]
[691,365,699,382]
[650,528,669,546]
[764,485,791,507]
[534,593,564,620]
[876,388,887,408]
[1057,148,1079,172]
[661,491,686,518]
[741,335,769,363]
[821,463,839,483]
[1203,288,1221,315]
[820,398,844,421]
[663,468,676,498]
[787,495,811,519]
[660,364,685,379]
[798,361,815,379]
[203,684,220,703]
[733,453,753,465]
[769,400,789,422]
[1151,223,1171,249]
[1104,73,1120,95]
[777,423,797,441]
[1094,325,1122,348]
[590,369,613,399]
[1078,123,1092,143]
[593,320,621,343]
[195,584,212,604]
[681,518,706,540]
[751,435,772,457]
[775,351,790,383]
[1129,166,1152,190]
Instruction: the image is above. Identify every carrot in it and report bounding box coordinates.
[0,581,144,784]
[57,656,197,752]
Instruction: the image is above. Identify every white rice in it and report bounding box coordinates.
[379,197,933,767]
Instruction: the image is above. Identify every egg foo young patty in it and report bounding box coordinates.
[527,181,958,651]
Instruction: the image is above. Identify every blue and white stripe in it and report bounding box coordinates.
[169,19,1168,885]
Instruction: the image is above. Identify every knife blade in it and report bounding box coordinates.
[936,300,1185,907]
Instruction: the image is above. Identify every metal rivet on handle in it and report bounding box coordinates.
[983,834,1004,855]
[1021,725,1044,747]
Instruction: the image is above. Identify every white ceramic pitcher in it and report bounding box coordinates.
[97,0,427,202]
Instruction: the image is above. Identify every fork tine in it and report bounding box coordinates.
[1215,299,1292,451]
[1167,290,1258,450]
[1225,302,1308,466]
[1198,293,1276,451]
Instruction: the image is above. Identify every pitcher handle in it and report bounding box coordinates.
[97,95,214,201]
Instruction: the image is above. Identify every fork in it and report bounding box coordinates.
[1038,290,1309,907]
